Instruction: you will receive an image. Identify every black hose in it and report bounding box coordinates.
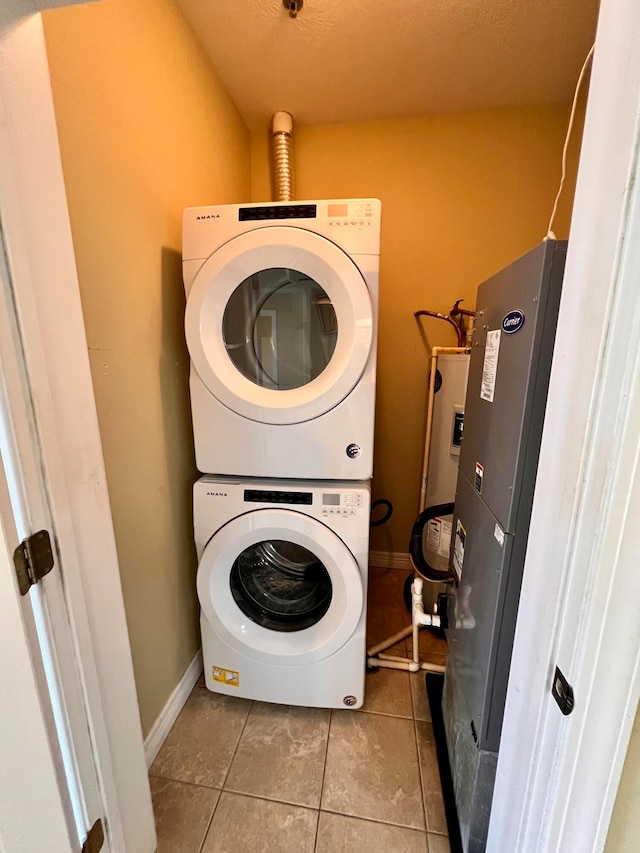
[409,502,456,582]
[370,499,393,527]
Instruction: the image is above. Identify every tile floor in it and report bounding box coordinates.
[149,566,450,853]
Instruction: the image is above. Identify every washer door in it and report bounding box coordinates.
[197,509,364,666]
[184,226,373,425]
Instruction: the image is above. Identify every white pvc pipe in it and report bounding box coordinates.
[366,625,413,657]
[366,657,446,675]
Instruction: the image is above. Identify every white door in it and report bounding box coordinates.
[185,226,373,424]
[198,509,364,664]
[0,6,155,852]
[0,223,105,848]
[487,0,640,849]
[0,455,77,853]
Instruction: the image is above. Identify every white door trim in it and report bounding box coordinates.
[0,4,155,852]
[488,0,640,849]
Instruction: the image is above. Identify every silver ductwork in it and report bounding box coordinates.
[272,111,294,201]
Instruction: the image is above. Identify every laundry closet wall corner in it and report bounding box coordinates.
[42,0,250,735]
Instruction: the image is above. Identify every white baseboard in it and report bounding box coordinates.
[369,550,413,571]
[144,649,203,769]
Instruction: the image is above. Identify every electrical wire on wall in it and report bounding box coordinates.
[546,43,595,240]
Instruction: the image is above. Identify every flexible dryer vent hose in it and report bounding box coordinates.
[272,111,294,201]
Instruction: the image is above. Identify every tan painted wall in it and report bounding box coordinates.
[605,704,640,852]
[43,0,250,735]
[252,107,580,553]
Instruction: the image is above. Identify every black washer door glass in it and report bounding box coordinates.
[229,539,333,632]
[222,268,338,390]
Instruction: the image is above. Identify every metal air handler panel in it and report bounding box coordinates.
[442,240,567,852]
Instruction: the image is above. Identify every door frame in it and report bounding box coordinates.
[3,1,638,852]
[0,4,155,851]
[487,0,640,848]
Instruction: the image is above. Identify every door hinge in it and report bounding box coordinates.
[82,818,104,853]
[13,529,55,595]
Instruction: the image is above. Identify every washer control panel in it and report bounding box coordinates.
[321,492,365,518]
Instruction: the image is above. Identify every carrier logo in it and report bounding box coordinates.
[206,491,228,497]
[196,214,220,220]
[501,310,525,334]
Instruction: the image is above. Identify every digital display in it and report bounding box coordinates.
[239,205,317,221]
[322,494,340,506]
[328,203,348,217]
[244,489,312,505]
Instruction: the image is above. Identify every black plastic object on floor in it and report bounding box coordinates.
[425,673,463,853]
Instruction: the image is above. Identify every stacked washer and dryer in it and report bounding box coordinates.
[183,199,381,709]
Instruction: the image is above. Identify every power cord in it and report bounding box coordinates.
[546,43,595,241]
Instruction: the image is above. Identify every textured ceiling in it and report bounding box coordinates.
[175,0,600,130]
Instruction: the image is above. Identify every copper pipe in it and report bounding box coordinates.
[450,299,476,318]
[414,310,464,346]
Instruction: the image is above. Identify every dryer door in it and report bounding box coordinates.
[197,509,364,666]
[184,226,373,425]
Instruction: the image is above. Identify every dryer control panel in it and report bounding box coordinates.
[183,197,381,261]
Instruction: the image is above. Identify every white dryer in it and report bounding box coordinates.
[183,199,380,480]
[194,476,370,708]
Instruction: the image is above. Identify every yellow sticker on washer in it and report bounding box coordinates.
[212,666,239,687]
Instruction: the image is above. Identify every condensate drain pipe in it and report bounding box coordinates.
[272,111,295,201]
[366,577,445,673]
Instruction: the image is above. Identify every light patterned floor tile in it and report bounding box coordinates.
[428,832,452,853]
[150,687,251,788]
[316,811,428,853]
[201,792,317,853]
[149,777,219,853]
[224,701,330,807]
[410,671,433,722]
[322,710,425,829]
[362,667,413,718]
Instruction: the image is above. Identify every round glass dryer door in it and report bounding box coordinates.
[184,227,373,425]
[223,269,337,392]
[197,509,364,666]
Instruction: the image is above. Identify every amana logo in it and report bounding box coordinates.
[206,491,228,497]
[501,309,525,334]
[196,214,220,220]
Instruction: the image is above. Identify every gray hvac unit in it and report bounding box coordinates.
[442,240,567,852]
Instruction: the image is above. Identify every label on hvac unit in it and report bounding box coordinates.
[494,523,505,547]
[501,309,525,334]
[453,519,466,579]
[426,517,453,559]
[475,462,484,495]
[481,329,501,402]
[213,666,240,687]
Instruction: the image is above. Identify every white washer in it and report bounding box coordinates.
[183,199,380,480]
[194,476,370,708]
